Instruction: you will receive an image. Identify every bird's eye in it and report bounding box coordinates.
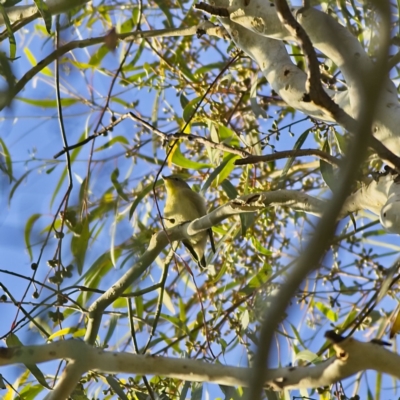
[383,212,387,217]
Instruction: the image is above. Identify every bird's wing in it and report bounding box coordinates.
[208,228,216,253]
[182,240,206,269]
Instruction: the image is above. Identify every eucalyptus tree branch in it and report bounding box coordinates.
[0,0,89,25]
[0,332,399,400]
[342,174,394,216]
[246,0,392,397]
[196,2,400,175]
[208,12,400,172]
[0,12,36,42]
[205,0,400,156]
[3,20,224,111]
[208,16,352,122]
[235,148,341,166]
[274,0,347,121]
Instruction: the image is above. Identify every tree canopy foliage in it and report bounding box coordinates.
[1,0,400,399]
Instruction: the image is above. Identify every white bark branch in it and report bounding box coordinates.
[0,333,397,400]
[0,0,90,24]
[245,0,392,396]
[215,16,352,121]
[202,0,400,156]
[199,1,400,232]
[343,174,394,216]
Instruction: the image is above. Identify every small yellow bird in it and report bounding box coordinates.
[163,175,215,268]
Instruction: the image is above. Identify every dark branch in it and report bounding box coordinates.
[194,2,230,17]
[235,149,341,166]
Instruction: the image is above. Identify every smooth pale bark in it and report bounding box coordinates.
[0,335,397,400]
[205,0,400,232]
[0,0,90,24]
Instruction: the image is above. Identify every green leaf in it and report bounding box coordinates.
[337,309,358,329]
[333,129,347,155]
[24,48,52,76]
[191,382,203,400]
[194,62,226,76]
[241,309,250,330]
[221,179,239,199]
[6,334,51,389]
[0,51,15,104]
[221,180,255,237]
[119,11,136,33]
[153,0,174,26]
[33,0,52,33]
[19,383,45,399]
[24,214,41,261]
[9,170,32,204]
[45,165,57,174]
[71,217,90,275]
[289,323,306,348]
[320,139,336,191]
[47,327,83,340]
[111,168,129,201]
[375,372,382,400]
[240,210,255,237]
[294,349,321,363]
[250,236,272,256]
[151,89,161,129]
[162,289,176,314]
[201,153,238,195]
[0,5,16,59]
[95,136,129,152]
[180,92,189,109]
[247,263,270,289]
[105,375,129,400]
[314,301,338,322]
[127,40,145,69]
[398,0,400,36]
[89,44,109,66]
[16,97,79,107]
[180,382,190,400]
[182,95,202,123]
[0,137,13,182]
[171,145,213,170]
[103,315,119,346]
[217,123,240,147]
[76,249,120,302]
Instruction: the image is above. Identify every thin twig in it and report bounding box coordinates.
[235,149,341,166]
[194,2,230,17]
[143,258,171,353]
[129,112,250,157]
[127,299,155,400]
